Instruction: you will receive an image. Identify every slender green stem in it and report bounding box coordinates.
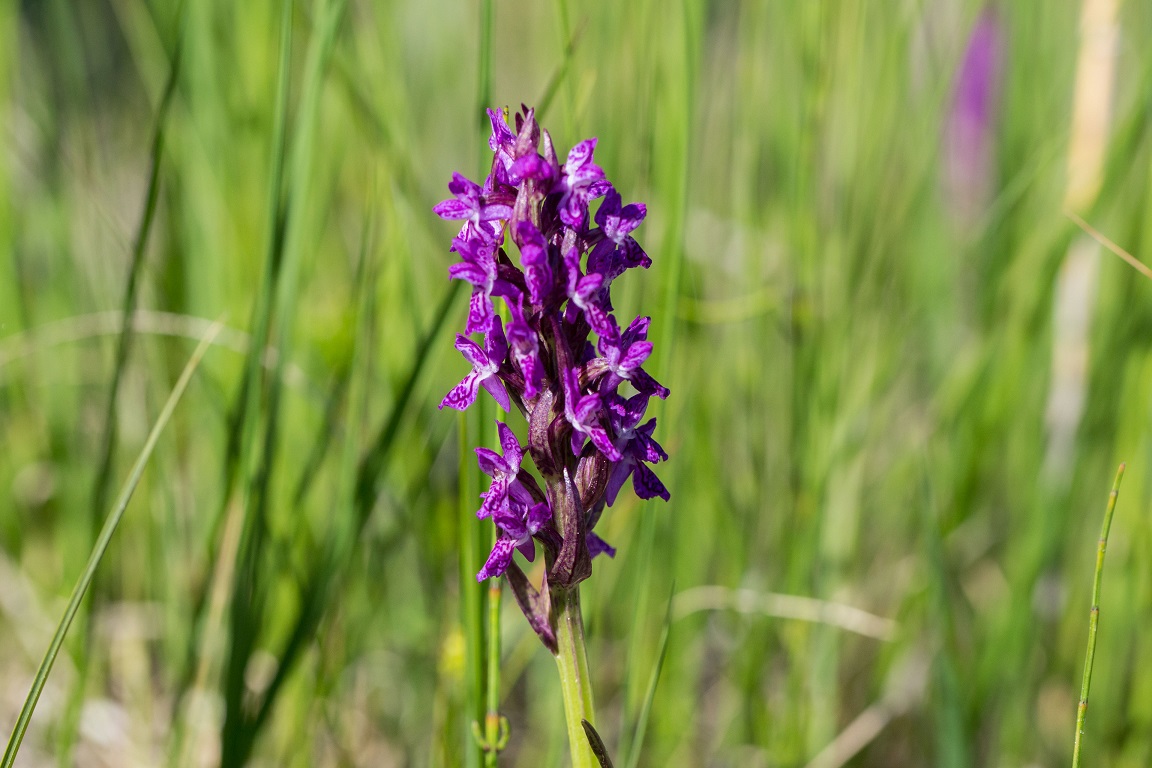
[462,1,494,763]
[483,577,504,767]
[621,587,674,768]
[460,409,485,768]
[476,0,493,135]
[555,586,597,768]
[89,3,183,532]
[1071,462,1125,768]
[553,0,576,138]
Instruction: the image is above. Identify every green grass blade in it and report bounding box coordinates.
[221,0,349,760]
[249,197,376,737]
[88,0,184,537]
[1071,463,1125,768]
[355,279,462,524]
[0,322,221,768]
[462,5,494,764]
[536,17,585,121]
[621,585,674,768]
[56,14,184,763]
[459,406,486,768]
[217,3,295,760]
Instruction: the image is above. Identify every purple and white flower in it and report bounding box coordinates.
[436,107,669,641]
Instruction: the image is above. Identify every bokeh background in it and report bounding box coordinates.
[3,0,1152,765]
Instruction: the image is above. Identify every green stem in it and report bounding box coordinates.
[483,577,503,768]
[459,409,485,768]
[554,586,597,768]
[1071,462,1125,768]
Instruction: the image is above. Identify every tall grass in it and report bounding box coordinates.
[3,0,1152,766]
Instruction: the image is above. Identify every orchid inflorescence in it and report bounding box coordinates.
[435,106,668,650]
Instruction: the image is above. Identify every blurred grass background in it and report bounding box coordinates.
[3,0,1152,765]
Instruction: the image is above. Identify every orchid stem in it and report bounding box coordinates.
[555,586,597,768]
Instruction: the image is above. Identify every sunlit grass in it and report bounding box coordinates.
[3,0,1152,766]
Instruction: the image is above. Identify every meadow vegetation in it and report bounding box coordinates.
[3,0,1152,765]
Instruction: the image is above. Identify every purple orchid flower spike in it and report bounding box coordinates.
[945,10,1002,226]
[562,366,621,461]
[436,106,667,610]
[434,172,514,235]
[475,421,533,519]
[605,393,669,505]
[556,138,609,228]
[477,500,552,581]
[440,317,511,412]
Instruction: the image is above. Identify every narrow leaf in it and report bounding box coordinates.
[582,719,614,768]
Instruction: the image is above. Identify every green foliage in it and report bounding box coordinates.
[3,0,1152,765]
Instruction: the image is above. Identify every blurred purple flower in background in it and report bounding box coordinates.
[945,8,1003,227]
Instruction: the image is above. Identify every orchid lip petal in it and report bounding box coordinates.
[440,372,480,411]
[477,536,518,581]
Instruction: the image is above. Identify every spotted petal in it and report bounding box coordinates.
[477,536,518,581]
[439,371,481,411]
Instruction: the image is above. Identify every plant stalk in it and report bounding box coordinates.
[1071,462,1125,768]
[554,586,597,768]
[483,577,504,767]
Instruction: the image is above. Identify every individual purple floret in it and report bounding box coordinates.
[556,138,609,228]
[507,108,555,186]
[596,188,646,245]
[587,531,616,559]
[505,296,543,399]
[487,108,517,183]
[439,317,510,412]
[477,500,552,581]
[563,248,611,336]
[436,106,669,647]
[588,236,651,295]
[587,316,656,395]
[513,222,553,305]
[434,172,514,232]
[475,421,533,519]
[449,228,518,334]
[562,366,621,461]
[605,393,669,505]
